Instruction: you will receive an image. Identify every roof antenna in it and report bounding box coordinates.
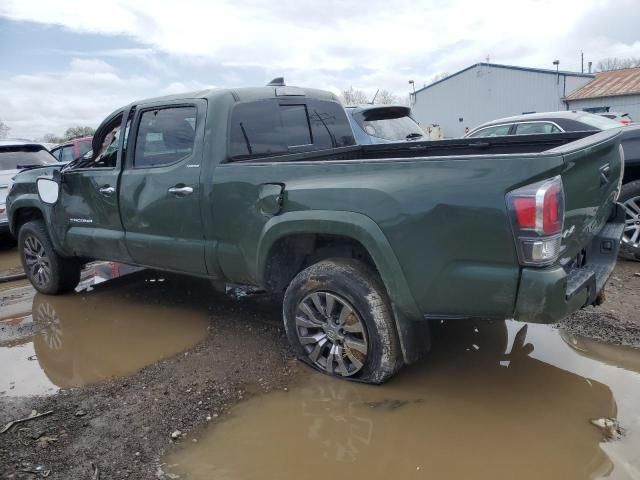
[267,77,285,86]
[370,89,379,104]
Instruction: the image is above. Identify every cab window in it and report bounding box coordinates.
[67,115,123,169]
[134,106,197,168]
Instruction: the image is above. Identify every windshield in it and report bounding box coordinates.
[0,145,56,170]
[356,108,424,141]
[574,112,621,130]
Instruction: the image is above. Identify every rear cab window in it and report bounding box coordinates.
[228,98,355,160]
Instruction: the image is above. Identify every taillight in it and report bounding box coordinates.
[621,118,631,126]
[506,176,564,266]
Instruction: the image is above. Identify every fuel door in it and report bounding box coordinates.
[258,183,285,216]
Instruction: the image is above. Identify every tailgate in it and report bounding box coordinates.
[552,129,623,262]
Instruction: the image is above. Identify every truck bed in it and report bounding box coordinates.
[231,131,596,163]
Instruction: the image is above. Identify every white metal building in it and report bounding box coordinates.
[412,63,594,138]
[564,67,640,122]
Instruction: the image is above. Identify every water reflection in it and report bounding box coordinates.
[167,320,632,480]
[1,270,210,395]
[30,274,210,388]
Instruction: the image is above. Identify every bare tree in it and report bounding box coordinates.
[0,120,10,139]
[63,126,95,141]
[596,57,640,72]
[429,72,449,84]
[374,89,400,105]
[41,133,63,144]
[340,87,369,105]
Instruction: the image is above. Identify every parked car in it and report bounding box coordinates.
[598,112,633,126]
[7,83,624,383]
[50,136,93,164]
[465,111,640,260]
[345,105,424,144]
[1,140,57,238]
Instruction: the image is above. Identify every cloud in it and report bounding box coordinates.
[0,58,156,138]
[1,0,639,137]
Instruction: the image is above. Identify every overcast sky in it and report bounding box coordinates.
[1,0,639,139]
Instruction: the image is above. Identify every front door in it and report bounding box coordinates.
[118,100,206,274]
[56,111,131,262]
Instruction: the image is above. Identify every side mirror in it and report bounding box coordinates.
[36,177,60,205]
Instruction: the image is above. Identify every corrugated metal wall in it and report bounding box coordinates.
[412,65,593,138]
[566,95,640,123]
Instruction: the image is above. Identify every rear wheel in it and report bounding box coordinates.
[18,220,81,294]
[283,258,403,384]
[620,180,640,261]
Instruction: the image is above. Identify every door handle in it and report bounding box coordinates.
[99,186,116,196]
[168,185,194,197]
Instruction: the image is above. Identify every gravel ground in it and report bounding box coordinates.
[559,258,640,345]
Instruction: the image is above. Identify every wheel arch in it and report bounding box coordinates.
[10,204,45,236]
[256,210,429,364]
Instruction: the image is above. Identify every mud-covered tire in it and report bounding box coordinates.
[18,220,80,294]
[283,258,403,384]
[619,180,640,261]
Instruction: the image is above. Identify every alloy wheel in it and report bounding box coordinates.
[622,196,640,248]
[294,291,368,377]
[23,235,51,289]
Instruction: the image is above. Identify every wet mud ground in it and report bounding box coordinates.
[0,243,639,479]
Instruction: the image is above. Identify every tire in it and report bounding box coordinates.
[18,220,81,294]
[283,258,403,384]
[619,180,640,262]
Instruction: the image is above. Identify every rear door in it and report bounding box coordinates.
[119,99,207,274]
[57,112,131,261]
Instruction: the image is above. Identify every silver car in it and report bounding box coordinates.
[0,140,57,237]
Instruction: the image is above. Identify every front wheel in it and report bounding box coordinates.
[620,180,640,261]
[283,258,403,384]
[18,220,81,294]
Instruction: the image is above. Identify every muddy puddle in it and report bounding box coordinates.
[0,266,210,396]
[165,320,640,480]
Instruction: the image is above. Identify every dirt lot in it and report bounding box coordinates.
[0,246,639,479]
[0,267,297,479]
[560,258,640,345]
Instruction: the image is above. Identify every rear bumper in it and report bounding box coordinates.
[513,205,624,323]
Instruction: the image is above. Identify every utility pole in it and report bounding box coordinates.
[581,52,584,73]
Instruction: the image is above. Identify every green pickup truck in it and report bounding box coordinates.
[6,82,626,383]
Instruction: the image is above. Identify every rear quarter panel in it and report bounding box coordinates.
[209,153,565,320]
